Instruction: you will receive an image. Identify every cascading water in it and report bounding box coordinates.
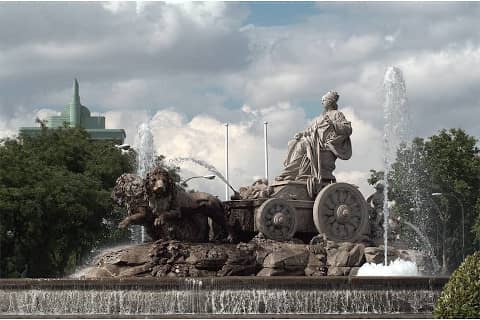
[402,220,441,274]
[382,66,411,265]
[0,277,446,316]
[133,123,156,243]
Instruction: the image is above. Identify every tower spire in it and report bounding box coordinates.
[73,78,80,105]
[69,78,81,127]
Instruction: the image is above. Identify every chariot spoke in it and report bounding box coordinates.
[314,183,368,242]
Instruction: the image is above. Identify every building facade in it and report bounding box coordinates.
[20,79,126,143]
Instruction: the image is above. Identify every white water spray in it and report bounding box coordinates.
[135,123,155,178]
[133,123,156,243]
[357,258,419,277]
[383,66,410,265]
[402,220,441,274]
[169,157,237,194]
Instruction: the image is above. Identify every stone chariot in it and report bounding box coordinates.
[225,90,369,243]
[224,180,369,243]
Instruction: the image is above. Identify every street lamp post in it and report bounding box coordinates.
[263,121,269,182]
[181,175,216,184]
[115,144,131,151]
[432,192,465,261]
[224,123,230,201]
[97,143,131,157]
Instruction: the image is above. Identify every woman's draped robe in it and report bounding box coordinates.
[277,110,352,191]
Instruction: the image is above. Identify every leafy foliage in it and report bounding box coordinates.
[434,251,480,318]
[369,129,480,272]
[0,128,134,277]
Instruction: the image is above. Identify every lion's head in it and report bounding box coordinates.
[144,167,177,211]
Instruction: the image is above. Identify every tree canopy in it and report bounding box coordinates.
[369,128,480,272]
[0,128,134,277]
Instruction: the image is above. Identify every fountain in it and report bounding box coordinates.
[0,89,449,317]
[135,123,155,178]
[402,220,441,274]
[132,122,156,243]
[382,66,411,265]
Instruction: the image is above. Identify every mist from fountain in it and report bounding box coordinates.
[382,66,411,265]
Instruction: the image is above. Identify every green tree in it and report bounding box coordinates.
[434,251,480,318]
[369,129,480,273]
[0,128,134,277]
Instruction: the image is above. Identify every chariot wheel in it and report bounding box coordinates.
[255,198,297,241]
[313,182,369,242]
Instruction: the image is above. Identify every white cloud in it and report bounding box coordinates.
[103,101,381,198]
[2,2,480,201]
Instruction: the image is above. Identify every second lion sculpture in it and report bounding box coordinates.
[112,166,234,243]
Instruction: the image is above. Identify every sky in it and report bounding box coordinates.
[1,1,480,198]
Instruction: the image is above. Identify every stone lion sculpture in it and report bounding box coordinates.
[112,166,234,243]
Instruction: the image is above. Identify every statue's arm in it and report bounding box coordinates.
[332,112,352,136]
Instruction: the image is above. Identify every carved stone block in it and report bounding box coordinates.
[270,181,312,201]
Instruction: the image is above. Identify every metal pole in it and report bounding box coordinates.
[224,123,229,201]
[263,121,269,182]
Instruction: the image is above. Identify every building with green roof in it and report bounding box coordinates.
[20,79,126,143]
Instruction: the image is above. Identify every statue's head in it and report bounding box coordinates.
[322,91,339,110]
[374,181,385,192]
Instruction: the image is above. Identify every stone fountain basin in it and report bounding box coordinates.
[0,277,448,317]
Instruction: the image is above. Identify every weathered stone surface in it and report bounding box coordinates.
[168,264,190,277]
[347,244,366,267]
[79,238,425,279]
[349,267,360,276]
[326,248,338,267]
[326,241,368,270]
[307,253,326,267]
[118,263,154,277]
[364,246,399,264]
[269,181,312,201]
[257,267,305,276]
[83,240,260,279]
[263,246,309,269]
[189,268,217,277]
[185,248,228,271]
[333,250,350,267]
[98,244,152,266]
[81,267,113,279]
[304,265,328,277]
[251,235,304,266]
[151,265,171,277]
[327,266,351,276]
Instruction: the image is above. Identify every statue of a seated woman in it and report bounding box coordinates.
[276,91,352,194]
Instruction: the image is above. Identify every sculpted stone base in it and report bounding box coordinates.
[78,237,437,278]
